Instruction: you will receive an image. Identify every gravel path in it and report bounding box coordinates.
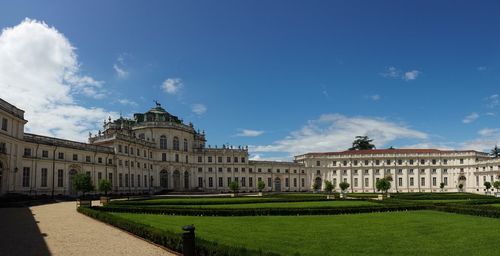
[27,201,177,256]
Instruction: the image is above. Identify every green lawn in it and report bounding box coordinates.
[112,210,500,255]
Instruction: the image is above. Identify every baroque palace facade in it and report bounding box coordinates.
[0,97,499,196]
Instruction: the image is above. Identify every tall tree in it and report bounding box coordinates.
[491,145,500,158]
[349,136,376,150]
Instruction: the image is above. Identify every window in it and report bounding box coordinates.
[173,137,180,150]
[184,139,188,152]
[421,177,425,186]
[332,161,337,166]
[98,172,102,182]
[1,118,7,131]
[398,169,403,174]
[175,154,179,162]
[432,159,436,165]
[227,168,231,173]
[98,157,103,163]
[58,152,64,160]
[364,178,369,187]
[227,157,231,163]
[249,177,253,187]
[144,175,147,187]
[131,174,134,187]
[198,167,202,173]
[185,155,188,163]
[57,169,64,187]
[119,159,123,166]
[398,177,402,187]
[386,160,391,165]
[432,169,436,174]
[125,174,129,187]
[218,167,222,172]
[218,177,223,187]
[443,159,448,165]
[208,156,212,163]
[108,159,113,165]
[375,160,380,165]
[432,177,437,186]
[410,177,414,186]
[420,159,425,164]
[343,161,348,166]
[268,177,272,187]
[316,170,321,175]
[234,157,238,163]
[375,169,380,174]
[124,146,128,154]
[24,148,31,157]
[119,174,123,187]
[241,177,246,187]
[258,168,262,173]
[137,149,140,156]
[409,159,414,165]
[118,145,122,153]
[22,167,30,187]
[301,178,305,187]
[227,177,231,186]
[364,160,369,165]
[208,177,213,187]
[0,142,6,154]
[397,160,402,165]
[198,156,203,163]
[42,150,48,158]
[460,159,464,164]
[444,177,448,186]
[162,153,167,162]
[41,168,48,187]
[86,156,91,162]
[316,161,320,166]
[208,167,213,172]
[218,156,222,163]
[333,178,336,187]
[354,178,358,187]
[294,178,297,187]
[353,160,358,166]
[443,169,448,173]
[409,169,414,174]
[241,157,245,163]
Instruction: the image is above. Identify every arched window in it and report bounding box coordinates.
[173,137,180,151]
[160,135,167,149]
[183,139,188,152]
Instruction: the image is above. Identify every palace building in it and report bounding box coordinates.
[0,97,499,196]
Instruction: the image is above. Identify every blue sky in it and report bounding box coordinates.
[1,1,500,160]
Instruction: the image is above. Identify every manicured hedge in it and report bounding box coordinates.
[435,204,500,218]
[95,204,430,216]
[389,192,489,200]
[110,197,332,207]
[78,207,278,256]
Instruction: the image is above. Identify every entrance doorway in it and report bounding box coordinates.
[274,177,281,192]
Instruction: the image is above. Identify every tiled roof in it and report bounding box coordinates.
[299,148,482,157]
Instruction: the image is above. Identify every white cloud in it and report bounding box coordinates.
[381,66,421,81]
[477,66,487,71]
[478,128,500,137]
[250,114,427,157]
[0,18,117,141]
[462,112,479,124]
[486,94,499,108]
[381,66,400,78]
[403,70,420,81]
[117,98,138,106]
[236,129,265,137]
[366,94,380,101]
[161,78,183,95]
[191,103,207,115]
[113,55,129,79]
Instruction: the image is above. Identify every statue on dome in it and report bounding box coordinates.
[154,100,161,107]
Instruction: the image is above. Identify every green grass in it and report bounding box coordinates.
[112,210,500,255]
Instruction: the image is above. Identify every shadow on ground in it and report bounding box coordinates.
[0,207,51,256]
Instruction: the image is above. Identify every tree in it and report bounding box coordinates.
[491,145,500,158]
[493,181,500,192]
[439,182,445,191]
[312,182,320,192]
[257,180,266,192]
[324,180,334,195]
[229,181,240,194]
[484,181,492,191]
[339,181,350,194]
[349,136,376,150]
[72,173,94,198]
[98,179,112,195]
[458,183,464,192]
[376,178,391,195]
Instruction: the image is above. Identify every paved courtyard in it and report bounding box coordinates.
[0,201,176,256]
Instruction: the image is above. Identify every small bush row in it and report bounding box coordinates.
[78,207,278,256]
[435,204,500,218]
[389,192,489,200]
[95,204,430,216]
[110,196,332,206]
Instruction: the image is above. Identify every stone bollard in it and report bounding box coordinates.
[182,225,195,256]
